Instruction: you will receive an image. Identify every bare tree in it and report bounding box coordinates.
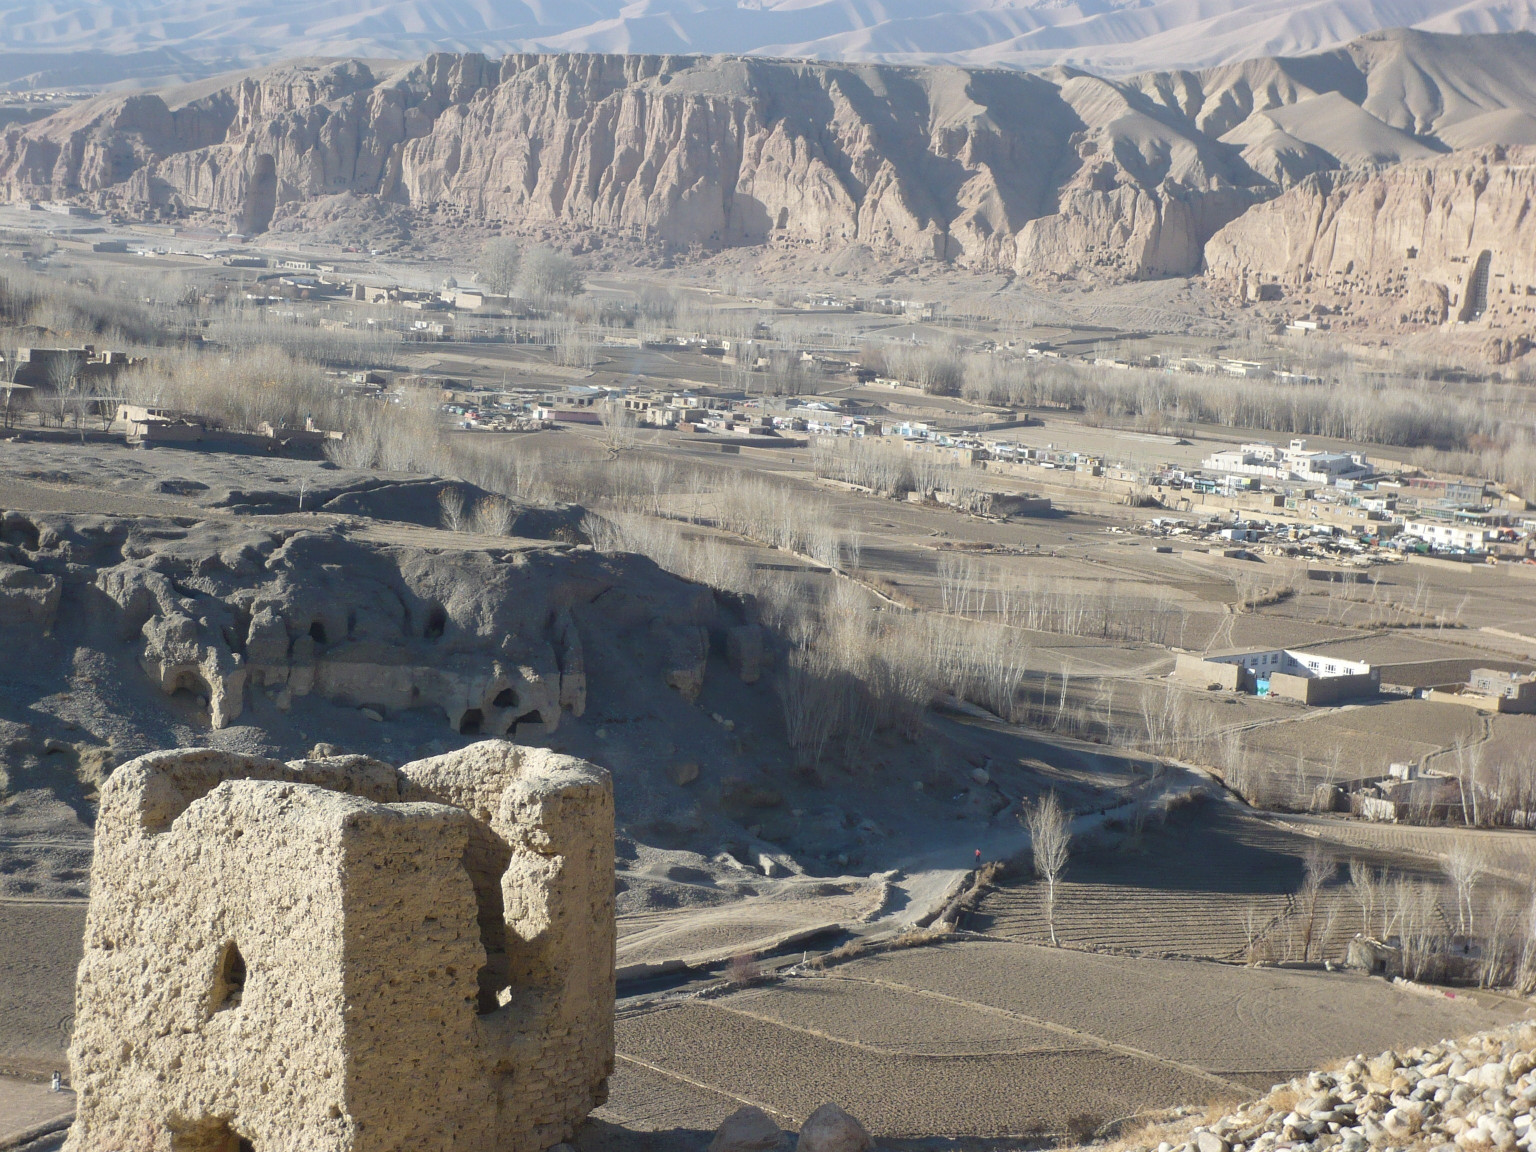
[0,328,19,428]
[478,237,522,296]
[1443,843,1485,936]
[472,495,515,537]
[438,485,467,532]
[1241,900,1267,963]
[1024,791,1072,946]
[520,247,584,306]
[1452,735,1486,826]
[1297,844,1336,961]
[1481,890,1522,988]
[598,398,638,454]
[1348,859,1384,939]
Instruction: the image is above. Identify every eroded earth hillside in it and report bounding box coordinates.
[5,30,1536,287]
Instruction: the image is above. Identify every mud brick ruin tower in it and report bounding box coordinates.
[63,741,615,1152]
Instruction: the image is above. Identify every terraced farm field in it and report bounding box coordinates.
[1236,700,1486,782]
[972,798,1503,960]
[1286,815,1536,884]
[599,941,1520,1142]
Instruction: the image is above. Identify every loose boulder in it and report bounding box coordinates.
[709,1105,786,1152]
[797,1103,873,1152]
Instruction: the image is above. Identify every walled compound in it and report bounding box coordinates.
[1172,647,1380,705]
[63,739,615,1152]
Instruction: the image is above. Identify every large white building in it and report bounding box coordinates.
[1401,521,1495,551]
[1202,439,1370,485]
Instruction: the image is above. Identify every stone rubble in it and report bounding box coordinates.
[1137,1023,1536,1152]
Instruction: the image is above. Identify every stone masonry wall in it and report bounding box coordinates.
[64,741,614,1152]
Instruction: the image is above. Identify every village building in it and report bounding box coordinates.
[1172,648,1380,705]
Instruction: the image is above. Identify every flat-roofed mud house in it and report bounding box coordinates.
[1172,648,1380,705]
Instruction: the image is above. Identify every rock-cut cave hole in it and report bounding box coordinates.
[308,620,327,645]
[169,671,213,710]
[459,708,484,736]
[212,940,246,1012]
[492,688,518,709]
[424,605,447,640]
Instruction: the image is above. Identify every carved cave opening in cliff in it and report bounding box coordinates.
[424,604,447,640]
[492,688,519,709]
[308,620,327,645]
[1460,250,1493,321]
[459,708,484,736]
[243,154,277,236]
[168,670,214,713]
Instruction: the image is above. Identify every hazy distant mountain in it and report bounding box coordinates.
[2,0,1536,87]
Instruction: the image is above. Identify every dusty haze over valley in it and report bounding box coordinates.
[2,7,1536,1152]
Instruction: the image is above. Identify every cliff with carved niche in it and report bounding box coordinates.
[0,52,1268,278]
[5,30,1536,282]
[1204,147,1536,350]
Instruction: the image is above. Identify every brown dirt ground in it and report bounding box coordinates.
[0,902,84,1077]
[614,998,1225,1139]
[1237,700,1486,777]
[837,942,1518,1084]
[605,939,1518,1139]
[0,1075,74,1144]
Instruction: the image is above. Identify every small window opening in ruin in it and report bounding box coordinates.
[461,828,513,1015]
[459,709,484,736]
[492,688,518,709]
[170,1117,254,1152]
[511,710,542,735]
[424,605,447,640]
[308,620,327,645]
[212,941,246,1012]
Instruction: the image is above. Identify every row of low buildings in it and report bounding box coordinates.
[1196,438,1528,560]
[1174,645,1536,715]
[1202,439,1373,486]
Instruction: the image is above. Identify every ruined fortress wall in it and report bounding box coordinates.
[400,743,618,1147]
[65,742,614,1152]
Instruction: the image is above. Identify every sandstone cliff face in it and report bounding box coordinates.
[0,52,1269,277]
[4,31,1535,281]
[1203,147,1536,338]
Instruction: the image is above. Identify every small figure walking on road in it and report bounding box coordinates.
[974,848,982,867]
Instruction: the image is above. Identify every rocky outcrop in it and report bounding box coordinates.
[5,32,1535,279]
[1122,1018,1536,1152]
[1204,147,1536,338]
[0,512,736,734]
[0,559,60,636]
[798,1103,875,1152]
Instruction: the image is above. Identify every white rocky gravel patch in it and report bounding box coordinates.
[1137,1023,1536,1152]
